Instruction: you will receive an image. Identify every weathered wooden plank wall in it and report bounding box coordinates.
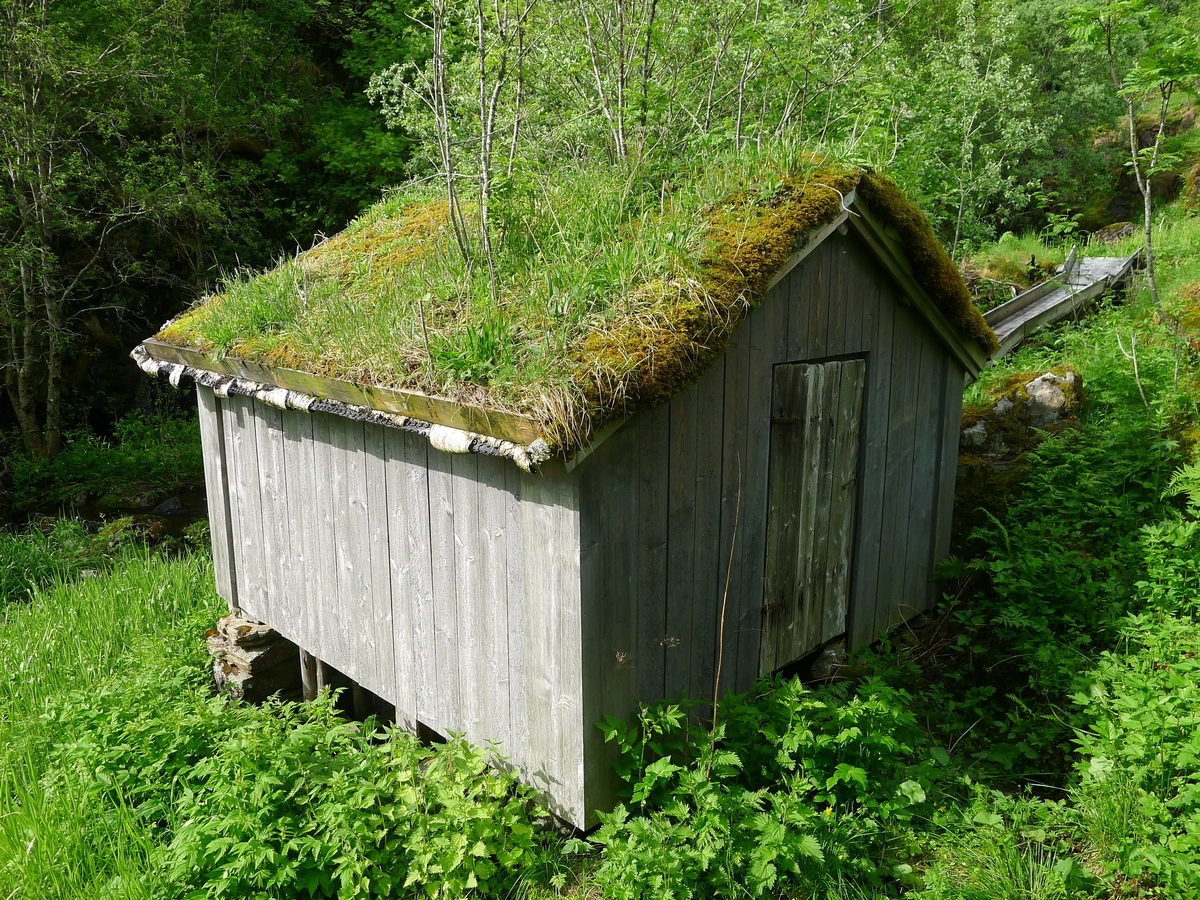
[577,229,963,756]
[202,392,587,823]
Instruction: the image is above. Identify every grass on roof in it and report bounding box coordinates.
[160,146,991,452]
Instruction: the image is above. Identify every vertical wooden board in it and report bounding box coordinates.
[849,261,894,650]
[874,306,920,639]
[665,383,698,699]
[785,255,810,359]
[503,461,529,767]
[932,356,965,576]
[823,360,866,642]
[254,403,292,635]
[688,360,726,709]
[196,388,238,609]
[742,278,790,683]
[364,421,396,702]
[810,240,832,356]
[578,423,640,814]
[382,426,432,730]
[826,233,850,357]
[250,404,279,625]
[842,231,876,354]
[476,454,513,755]
[801,362,839,657]
[761,369,790,675]
[716,320,752,699]
[278,406,314,651]
[329,416,375,687]
[308,410,340,663]
[519,468,584,823]
[426,448,461,736]
[449,452,483,743]
[223,395,267,620]
[899,334,946,624]
[760,365,805,673]
[635,406,670,704]
[323,414,350,669]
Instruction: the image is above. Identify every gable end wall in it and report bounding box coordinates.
[577,229,965,816]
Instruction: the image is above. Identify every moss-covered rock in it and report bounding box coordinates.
[955,367,1084,544]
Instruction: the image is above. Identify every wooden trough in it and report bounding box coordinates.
[985,246,1144,359]
[135,180,994,828]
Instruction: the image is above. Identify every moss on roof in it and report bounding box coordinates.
[158,157,994,453]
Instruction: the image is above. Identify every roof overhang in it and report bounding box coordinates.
[133,339,552,471]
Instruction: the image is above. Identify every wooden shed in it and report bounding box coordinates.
[134,167,995,828]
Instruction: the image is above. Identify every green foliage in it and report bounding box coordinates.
[1069,505,1200,892]
[586,676,941,898]
[7,410,203,508]
[916,790,1096,899]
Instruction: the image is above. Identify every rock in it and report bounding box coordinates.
[71,491,94,507]
[961,420,987,449]
[1151,171,1182,200]
[809,639,847,682]
[214,654,302,704]
[216,614,280,647]
[1092,222,1136,245]
[209,614,302,703]
[1024,372,1075,428]
[207,631,299,674]
[153,496,185,516]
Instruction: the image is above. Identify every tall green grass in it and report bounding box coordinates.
[0,549,220,899]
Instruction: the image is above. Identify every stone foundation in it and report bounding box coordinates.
[207,614,302,703]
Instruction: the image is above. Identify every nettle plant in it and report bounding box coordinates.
[578,676,945,899]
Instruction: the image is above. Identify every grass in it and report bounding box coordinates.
[157,145,990,451]
[0,547,220,900]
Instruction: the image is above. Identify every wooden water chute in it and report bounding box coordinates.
[134,170,995,829]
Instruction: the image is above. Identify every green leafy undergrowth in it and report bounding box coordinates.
[6,410,203,509]
[0,546,551,900]
[47,673,547,899]
[925,349,1183,777]
[1069,505,1200,894]
[582,676,943,899]
[914,789,1096,900]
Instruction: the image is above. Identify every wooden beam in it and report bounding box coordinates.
[846,200,988,377]
[765,196,855,293]
[141,338,542,445]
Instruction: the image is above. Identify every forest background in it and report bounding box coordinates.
[4,0,1200,898]
[3,0,1193,460]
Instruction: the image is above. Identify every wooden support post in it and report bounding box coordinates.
[316,658,332,694]
[300,649,318,702]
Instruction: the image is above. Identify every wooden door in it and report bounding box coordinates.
[761,358,866,673]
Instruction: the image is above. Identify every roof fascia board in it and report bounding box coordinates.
[846,198,987,376]
[140,338,542,445]
[765,194,855,293]
[563,416,626,472]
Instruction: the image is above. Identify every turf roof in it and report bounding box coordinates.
[158,159,995,453]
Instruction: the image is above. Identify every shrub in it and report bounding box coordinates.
[586,676,942,899]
